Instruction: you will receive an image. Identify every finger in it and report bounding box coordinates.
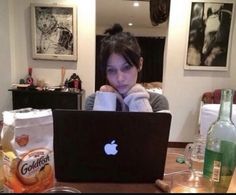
[100,85,115,92]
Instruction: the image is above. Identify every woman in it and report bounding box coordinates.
[85,23,169,112]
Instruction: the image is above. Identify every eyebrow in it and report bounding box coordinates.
[107,62,129,67]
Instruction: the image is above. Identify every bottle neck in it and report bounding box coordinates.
[218,89,234,122]
[28,67,32,76]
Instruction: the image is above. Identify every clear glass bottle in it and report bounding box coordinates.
[203,89,236,192]
[26,67,34,86]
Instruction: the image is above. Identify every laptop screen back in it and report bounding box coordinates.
[53,110,171,183]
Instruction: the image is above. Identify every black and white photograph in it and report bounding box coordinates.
[184,0,234,71]
[31,3,77,61]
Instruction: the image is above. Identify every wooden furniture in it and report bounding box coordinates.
[201,89,236,104]
[8,89,85,110]
[55,148,187,193]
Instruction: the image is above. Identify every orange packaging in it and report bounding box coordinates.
[0,108,55,193]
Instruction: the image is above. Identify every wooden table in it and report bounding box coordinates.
[55,148,188,193]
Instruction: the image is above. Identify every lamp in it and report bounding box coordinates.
[150,0,170,26]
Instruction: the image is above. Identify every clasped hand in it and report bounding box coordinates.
[98,84,152,112]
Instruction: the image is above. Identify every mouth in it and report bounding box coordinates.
[116,85,129,94]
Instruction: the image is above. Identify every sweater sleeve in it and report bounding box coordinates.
[84,93,96,111]
[148,92,169,112]
[92,91,117,111]
[85,91,116,111]
[85,92,117,111]
[123,84,153,112]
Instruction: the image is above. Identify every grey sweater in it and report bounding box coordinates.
[85,91,169,112]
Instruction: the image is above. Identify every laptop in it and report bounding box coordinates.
[52,109,172,183]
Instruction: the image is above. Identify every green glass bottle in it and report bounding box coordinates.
[203,89,236,192]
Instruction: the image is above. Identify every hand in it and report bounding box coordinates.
[125,84,148,97]
[100,85,116,92]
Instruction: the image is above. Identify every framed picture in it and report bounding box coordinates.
[184,0,235,71]
[31,3,77,61]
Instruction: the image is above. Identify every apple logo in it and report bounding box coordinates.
[104,140,118,155]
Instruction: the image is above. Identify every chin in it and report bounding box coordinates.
[115,84,132,96]
[118,90,128,97]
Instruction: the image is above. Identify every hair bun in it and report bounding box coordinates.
[104,23,123,35]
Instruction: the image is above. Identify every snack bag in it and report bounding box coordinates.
[0,108,55,193]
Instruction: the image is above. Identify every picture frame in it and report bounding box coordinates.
[31,3,77,61]
[184,0,235,71]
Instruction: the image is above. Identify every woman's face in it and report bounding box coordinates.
[106,53,139,96]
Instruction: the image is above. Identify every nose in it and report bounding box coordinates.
[117,71,125,83]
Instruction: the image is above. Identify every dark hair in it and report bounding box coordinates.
[100,23,142,80]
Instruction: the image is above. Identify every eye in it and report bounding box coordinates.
[121,64,132,72]
[106,68,116,75]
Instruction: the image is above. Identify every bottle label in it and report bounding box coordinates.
[212,160,221,182]
[204,141,236,192]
